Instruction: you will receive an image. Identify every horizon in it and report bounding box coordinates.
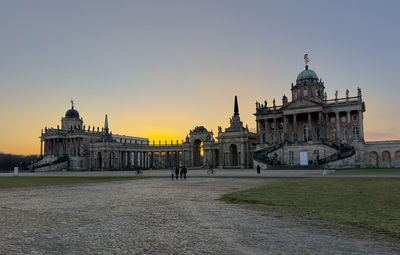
[1,0,400,155]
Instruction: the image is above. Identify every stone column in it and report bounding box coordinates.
[335,112,340,141]
[283,115,287,142]
[40,140,43,157]
[264,119,267,144]
[308,112,312,141]
[273,118,277,144]
[240,143,246,168]
[347,111,351,141]
[256,120,259,143]
[358,110,364,141]
[293,114,297,142]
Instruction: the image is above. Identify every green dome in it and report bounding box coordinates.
[296,69,318,82]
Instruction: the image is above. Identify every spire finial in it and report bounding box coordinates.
[104,114,109,133]
[234,95,239,116]
[304,54,310,70]
[70,99,74,109]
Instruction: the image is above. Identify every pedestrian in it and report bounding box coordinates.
[257,165,261,174]
[174,166,179,180]
[170,168,174,180]
[182,166,187,179]
[180,167,183,179]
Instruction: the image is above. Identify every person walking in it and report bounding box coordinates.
[180,167,184,179]
[182,166,187,179]
[170,168,174,180]
[174,166,179,180]
[257,165,261,174]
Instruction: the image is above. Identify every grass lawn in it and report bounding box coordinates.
[220,178,400,238]
[0,176,147,189]
[333,169,400,175]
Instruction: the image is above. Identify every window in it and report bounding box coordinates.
[352,115,358,121]
[353,126,359,141]
[303,87,308,97]
[288,151,294,164]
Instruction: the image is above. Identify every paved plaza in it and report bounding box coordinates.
[1,175,399,254]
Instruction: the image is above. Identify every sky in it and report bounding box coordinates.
[0,0,399,155]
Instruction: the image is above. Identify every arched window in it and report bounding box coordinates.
[303,124,309,141]
[352,126,359,141]
[303,87,308,97]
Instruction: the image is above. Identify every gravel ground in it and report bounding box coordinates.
[0,178,399,254]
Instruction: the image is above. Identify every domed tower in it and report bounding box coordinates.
[291,54,325,102]
[61,100,83,130]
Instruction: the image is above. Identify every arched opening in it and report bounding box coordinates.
[368,151,378,167]
[395,151,400,167]
[382,151,391,168]
[193,139,203,167]
[97,152,102,169]
[230,144,238,166]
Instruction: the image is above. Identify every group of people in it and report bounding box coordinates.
[170,166,187,180]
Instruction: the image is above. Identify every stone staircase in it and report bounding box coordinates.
[253,139,355,168]
[32,156,69,171]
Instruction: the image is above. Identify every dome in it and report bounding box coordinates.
[296,68,318,83]
[65,107,80,119]
[192,126,208,133]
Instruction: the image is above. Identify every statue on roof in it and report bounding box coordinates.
[304,54,310,66]
[282,94,288,105]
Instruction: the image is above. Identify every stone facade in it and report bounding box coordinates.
[34,56,400,170]
[35,97,256,171]
[253,55,400,168]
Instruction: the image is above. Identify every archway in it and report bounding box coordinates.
[382,151,391,168]
[395,151,400,168]
[97,152,102,169]
[193,139,203,167]
[230,144,238,166]
[368,151,378,167]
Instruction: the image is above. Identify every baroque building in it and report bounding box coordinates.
[34,97,256,171]
[33,55,400,170]
[253,55,400,168]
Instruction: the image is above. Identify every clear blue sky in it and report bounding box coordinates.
[0,0,399,154]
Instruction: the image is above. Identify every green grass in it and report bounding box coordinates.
[333,169,400,175]
[220,178,400,238]
[0,176,147,189]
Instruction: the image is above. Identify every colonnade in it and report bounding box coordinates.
[258,109,364,145]
[43,137,83,157]
[91,149,189,170]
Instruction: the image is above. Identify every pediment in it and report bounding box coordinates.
[283,98,322,110]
